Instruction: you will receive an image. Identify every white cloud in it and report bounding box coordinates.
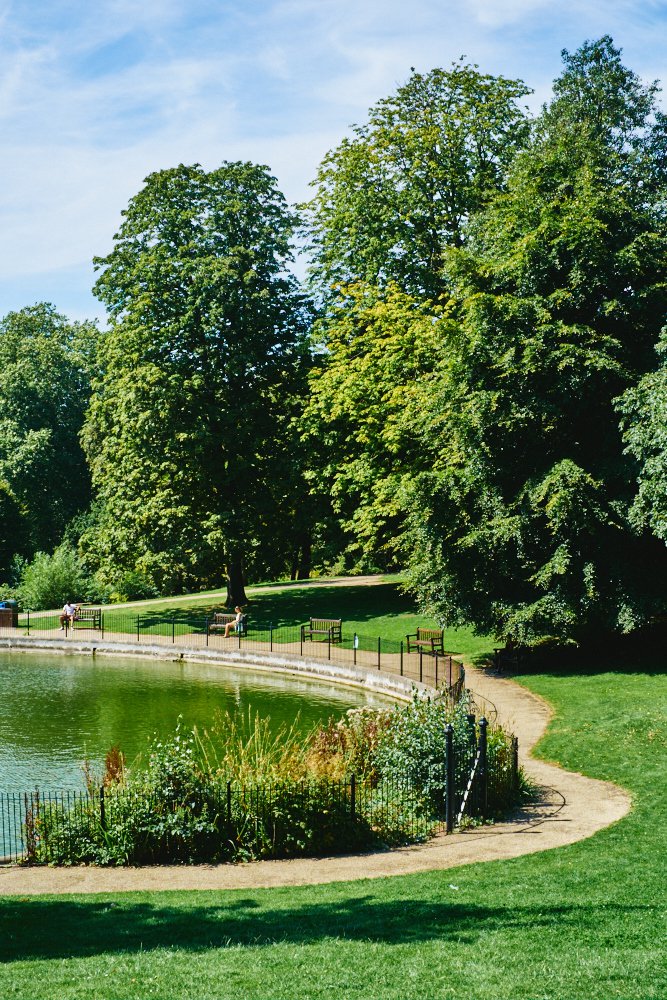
[0,0,665,320]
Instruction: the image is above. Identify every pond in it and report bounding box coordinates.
[0,651,391,791]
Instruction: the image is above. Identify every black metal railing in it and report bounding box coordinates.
[2,610,466,699]
[0,716,518,864]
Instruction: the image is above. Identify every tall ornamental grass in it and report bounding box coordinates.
[24,693,523,866]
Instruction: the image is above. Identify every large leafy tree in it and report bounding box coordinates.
[83,162,311,600]
[0,303,97,573]
[303,62,531,300]
[300,284,441,570]
[618,335,667,542]
[405,38,667,642]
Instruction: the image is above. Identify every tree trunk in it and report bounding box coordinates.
[226,556,248,606]
[296,533,311,580]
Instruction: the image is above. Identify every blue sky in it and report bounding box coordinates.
[0,0,664,324]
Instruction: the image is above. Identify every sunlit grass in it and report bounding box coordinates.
[1,655,665,998]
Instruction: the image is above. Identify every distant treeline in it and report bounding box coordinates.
[2,36,667,642]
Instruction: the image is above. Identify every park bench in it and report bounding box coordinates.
[208,612,248,636]
[72,608,102,630]
[300,618,342,643]
[406,627,445,655]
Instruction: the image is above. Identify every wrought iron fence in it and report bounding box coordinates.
[3,610,466,697]
[0,715,519,864]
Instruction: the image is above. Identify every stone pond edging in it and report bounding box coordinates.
[0,635,427,703]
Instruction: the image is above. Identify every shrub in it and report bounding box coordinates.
[108,570,159,603]
[16,543,106,610]
[24,701,522,866]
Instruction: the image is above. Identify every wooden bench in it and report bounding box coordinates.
[72,608,102,630]
[301,618,342,643]
[208,612,248,636]
[406,627,445,655]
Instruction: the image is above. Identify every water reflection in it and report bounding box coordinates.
[0,652,388,790]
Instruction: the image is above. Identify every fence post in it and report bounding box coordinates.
[26,609,30,635]
[445,724,455,833]
[353,633,357,666]
[99,786,106,831]
[419,650,423,683]
[328,630,331,660]
[350,773,356,819]
[479,717,488,817]
[512,735,519,793]
[400,639,403,676]
[270,624,273,653]
[137,615,140,643]
[101,610,104,640]
[377,636,381,670]
[171,611,175,644]
[205,617,209,647]
[435,652,439,687]
[300,626,303,657]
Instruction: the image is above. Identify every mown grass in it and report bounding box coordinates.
[1,611,665,997]
[26,577,495,656]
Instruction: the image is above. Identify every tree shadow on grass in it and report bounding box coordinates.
[0,895,651,963]
[506,627,667,679]
[116,584,418,633]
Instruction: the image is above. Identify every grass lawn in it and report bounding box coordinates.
[26,577,495,658]
[1,603,665,997]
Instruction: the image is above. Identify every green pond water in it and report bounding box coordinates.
[0,651,391,791]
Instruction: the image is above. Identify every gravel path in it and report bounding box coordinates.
[0,660,631,895]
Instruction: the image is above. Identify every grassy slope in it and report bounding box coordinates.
[2,586,666,999]
[75,577,493,657]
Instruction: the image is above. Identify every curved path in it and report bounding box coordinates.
[0,662,631,895]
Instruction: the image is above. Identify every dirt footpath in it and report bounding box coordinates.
[0,662,631,895]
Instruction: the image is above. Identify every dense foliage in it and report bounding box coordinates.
[303,62,530,300]
[0,304,98,580]
[81,162,311,600]
[15,543,105,611]
[2,36,666,644]
[402,38,667,641]
[25,699,520,865]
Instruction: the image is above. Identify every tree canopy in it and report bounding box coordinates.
[82,161,311,599]
[303,62,531,301]
[300,284,442,570]
[0,303,97,577]
[402,38,667,641]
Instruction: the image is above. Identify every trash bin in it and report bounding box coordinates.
[0,600,18,627]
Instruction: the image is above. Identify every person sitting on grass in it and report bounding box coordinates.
[223,606,244,638]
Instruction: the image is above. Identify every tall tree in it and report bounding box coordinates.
[617,336,667,543]
[303,62,531,300]
[0,303,97,569]
[83,162,311,600]
[404,38,667,642]
[300,284,441,570]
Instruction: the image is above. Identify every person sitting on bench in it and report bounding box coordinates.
[224,607,244,638]
[59,601,79,630]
